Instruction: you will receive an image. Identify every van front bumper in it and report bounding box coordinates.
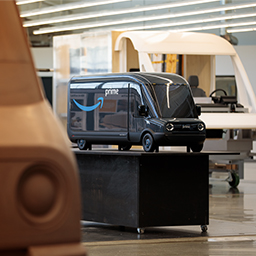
[153,132,206,146]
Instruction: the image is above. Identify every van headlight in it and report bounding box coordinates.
[166,123,174,131]
[198,123,205,131]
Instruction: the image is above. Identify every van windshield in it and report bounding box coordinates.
[152,83,198,118]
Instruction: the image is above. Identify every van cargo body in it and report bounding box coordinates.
[67,72,206,152]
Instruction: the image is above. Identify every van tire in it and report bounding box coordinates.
[142,133,155,152]
[190,144,203,152]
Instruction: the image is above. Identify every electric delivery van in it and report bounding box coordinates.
[67,72,206,152]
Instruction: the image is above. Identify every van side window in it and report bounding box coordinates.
[70,82,103,132]
[130,83,155,117]
[130,82,154,118]
[130,83,143,117]
[141,87,154,118]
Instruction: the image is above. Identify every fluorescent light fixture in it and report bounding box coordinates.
[20,0,130,18]
[170,20,256,32]
[33,6,256,35]
[16,0,44,5]
[122,11,256,31]
[24,0,219,27]
[25,0,254,28]
[227,27,256,33]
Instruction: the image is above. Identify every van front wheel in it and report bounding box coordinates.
[190,144,203,152]
[142,133,155,152]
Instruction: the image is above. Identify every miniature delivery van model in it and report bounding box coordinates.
[67,72,206,152]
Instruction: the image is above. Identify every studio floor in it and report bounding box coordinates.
[80,161,256,256]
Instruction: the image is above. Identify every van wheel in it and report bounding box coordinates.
[142,133,155,152]
[118,145,132,151]
[190,144,203,152]
[77,139,88,150]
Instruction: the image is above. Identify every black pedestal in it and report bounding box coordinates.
[75,150,209,229]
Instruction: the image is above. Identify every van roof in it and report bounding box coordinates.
[70,72,187,85]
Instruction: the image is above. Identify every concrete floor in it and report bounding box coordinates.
[81,161,256,256]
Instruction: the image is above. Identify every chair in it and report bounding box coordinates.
[188,75,206,97]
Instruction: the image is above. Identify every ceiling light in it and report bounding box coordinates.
[227,27,256,33]
[20,0,130,18]
[24,0,219,27]
[121,11,256,31]
[170,20,256,32]
[33,6,256,35]
[16,0,44,5]
[26,0,253,28]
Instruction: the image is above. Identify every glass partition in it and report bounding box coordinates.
[53,32,112,128]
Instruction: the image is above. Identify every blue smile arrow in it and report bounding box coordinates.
[73,97,104,111]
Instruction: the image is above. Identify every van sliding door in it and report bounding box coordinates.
[99,81,129,141]
[69,81,129,142]
[129,82,144,142]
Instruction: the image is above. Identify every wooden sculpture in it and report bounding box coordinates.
[0,1,86,255]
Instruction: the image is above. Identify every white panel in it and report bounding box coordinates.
[216,55,234,76]
[216,46,256,97]
[235,46,256,97]
[31,47,53,77]
[115,31,236,55]
[200,112,256,129]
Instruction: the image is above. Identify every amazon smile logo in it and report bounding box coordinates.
[73,97,104,111]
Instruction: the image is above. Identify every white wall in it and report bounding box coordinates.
[31,47,53,77]
[216,45,256,96]
[236,46,256,96]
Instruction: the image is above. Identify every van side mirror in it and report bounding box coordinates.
[196,105,201,116]
[138,105,148,117]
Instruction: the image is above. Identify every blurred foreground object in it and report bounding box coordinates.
[0,1,86,255]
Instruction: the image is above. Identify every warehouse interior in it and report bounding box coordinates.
[1,0,256,255]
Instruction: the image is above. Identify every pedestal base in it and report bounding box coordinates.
[76,151,209,229]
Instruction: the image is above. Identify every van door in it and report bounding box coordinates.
[69,80,129,143]
[129,82,145,142]
[100,81,129,142]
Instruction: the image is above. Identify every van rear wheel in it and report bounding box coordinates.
[142,133,155,152]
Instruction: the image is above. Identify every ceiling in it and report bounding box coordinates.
[17,0,256,47]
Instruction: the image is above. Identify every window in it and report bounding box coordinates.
[215,76,237,97]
